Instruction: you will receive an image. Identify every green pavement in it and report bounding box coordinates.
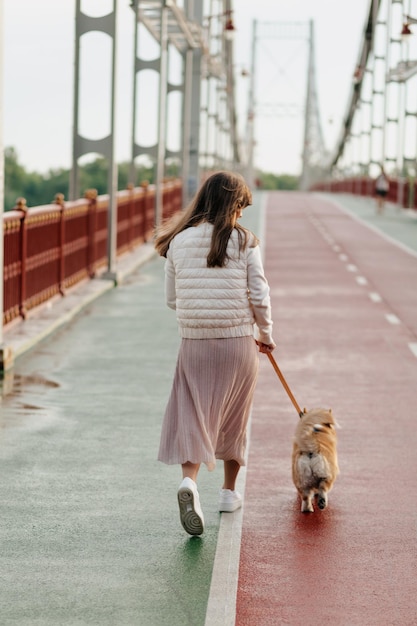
[0,196,263,626]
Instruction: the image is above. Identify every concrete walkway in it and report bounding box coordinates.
[0,191,416,625]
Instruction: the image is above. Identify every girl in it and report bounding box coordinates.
[155,171,275,535]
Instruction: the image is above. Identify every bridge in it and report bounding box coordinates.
[0,2,417,625]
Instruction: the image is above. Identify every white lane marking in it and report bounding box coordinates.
[204,491,244,626]
[339,253,348,261]
[333,245,341,252]
[347,264,358,272]
[205,413,252,626]
[356,276,368,285]
[409,343,417,358]
[369,292,382,302]
[385,313,401,325]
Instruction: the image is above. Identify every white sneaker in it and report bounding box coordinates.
[218,489,242,513]
[177,478,205,536]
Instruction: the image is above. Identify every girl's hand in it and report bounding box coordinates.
[255,340,276,353]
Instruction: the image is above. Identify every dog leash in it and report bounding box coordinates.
[265,351,305,418]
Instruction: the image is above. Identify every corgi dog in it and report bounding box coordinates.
[292,408,339,513]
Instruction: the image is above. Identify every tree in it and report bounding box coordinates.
[3,149,155,211]
[3,147,299,211]
[257,171,299,190]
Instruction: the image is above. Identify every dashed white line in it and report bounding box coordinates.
[339,253,348,261]
[369,292,382,302]
[385,313,401,325]
[409,343,417,358]
[347,264,358,272]
[356,276,368,285]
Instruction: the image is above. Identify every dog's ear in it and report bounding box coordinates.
[329,408,332,414]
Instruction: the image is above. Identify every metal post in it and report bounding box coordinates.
[397,82,406,207]
[382,0,392,166]
[187,0,203,200]
[181,46,193,204]
[69,0,81,201]
[225,0,239,168]
[300,20,313,190]
[0,0,3,350]
[107,1,118,276]
[397,0,410,208]
[0,0,13,374]
[215,83,222,168]
[71,0,118,280]
[182,0,195,205]
[130,0,139,186]
[204,77,212,171]
[155,2,169,231]
[246,19,257,188]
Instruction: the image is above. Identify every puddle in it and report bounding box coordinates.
[19,403,44,411]
[0,371,63,436]
[121,272,153,287]
[0,372,60,400]
[12,374,60,390]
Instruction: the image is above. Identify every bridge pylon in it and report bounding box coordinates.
[245,19,328,190]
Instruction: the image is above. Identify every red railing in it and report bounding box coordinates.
[3,179,182,326]
[310,176,416,209]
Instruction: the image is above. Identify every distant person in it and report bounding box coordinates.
[375,166,389,214]
[154,171,276,536]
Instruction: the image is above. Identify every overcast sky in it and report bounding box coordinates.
[3,0,369,176]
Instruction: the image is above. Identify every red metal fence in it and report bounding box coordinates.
[310,177,417,209]
[3,179,182,326]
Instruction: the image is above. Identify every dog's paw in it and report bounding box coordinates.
[301,501,314,513]
[317,495,327,510]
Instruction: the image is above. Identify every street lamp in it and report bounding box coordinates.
[401,23,412,39]
[224,11,236,41]
[387,14,417,84]
[401,15,417,40]
[205,9,236,41]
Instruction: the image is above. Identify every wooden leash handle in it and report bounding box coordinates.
[265,351,304,418]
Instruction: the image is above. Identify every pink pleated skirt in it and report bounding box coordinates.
[158,336,259,470]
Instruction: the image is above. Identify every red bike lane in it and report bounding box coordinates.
[236,192,417,625]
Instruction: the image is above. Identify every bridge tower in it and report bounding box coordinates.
[70,0,119,278]
[70,0,239,278]
[299,20,328,190]
[246,19,328,189]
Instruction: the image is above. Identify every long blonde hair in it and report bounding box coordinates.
[154,171,257,267]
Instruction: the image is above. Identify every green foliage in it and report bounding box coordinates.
[3,148,157,211]
[3,147,298,211]
[4,147,44,209]
[256,171,299,190]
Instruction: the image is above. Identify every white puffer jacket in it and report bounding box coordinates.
[165,222,274,345]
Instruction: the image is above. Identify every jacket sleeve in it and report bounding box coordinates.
[165,251,176,310]
[247,245,275,346]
